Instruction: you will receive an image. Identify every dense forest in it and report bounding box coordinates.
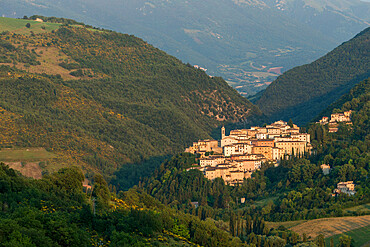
[0,163,251,247]
[0,19,262,177]
[256,27,370,124]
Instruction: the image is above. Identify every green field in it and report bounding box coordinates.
[0,17,62,34]
[325,224,370,247]
[0,148,56,161]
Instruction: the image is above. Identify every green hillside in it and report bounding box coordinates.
[0,17,261,176]
[256,27,370,124]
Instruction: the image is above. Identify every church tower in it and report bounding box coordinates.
[221,126,225,139]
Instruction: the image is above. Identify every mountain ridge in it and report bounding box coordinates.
[256,26,370,124]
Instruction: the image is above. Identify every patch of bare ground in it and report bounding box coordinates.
[289,215,370,239]
[20,47,78,80]
[0,46,105,80]
[6,162,42,179]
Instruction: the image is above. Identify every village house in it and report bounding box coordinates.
[319,117,329,125]
[199,155,226,167]
[274,141,307,156]
[251,139,275,147]
[229,153,266,161]
[252,146,273,160]
[224,143,253,157]
[232,159,262,171]
[272,147,285,161]
[266,127,281,138]
[185,139,222,155]
[331,111,351,123]
[220,135,239,147]
[334,181,356,196]
[291,133,311,143]
[320,164,331,175]
[286,126,300,135]
[256,133,268,139]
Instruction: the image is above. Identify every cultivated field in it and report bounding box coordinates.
[289,215,370,239]
[267,215,370,244]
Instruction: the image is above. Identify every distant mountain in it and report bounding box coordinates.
[256,27,370,124]
[0,17,261,176]
[263,0,370,41]
[2,0,369,95]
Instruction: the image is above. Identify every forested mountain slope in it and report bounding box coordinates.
[256,27,370,124]
[0,17,261,176]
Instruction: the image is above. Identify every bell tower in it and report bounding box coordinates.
[221,126,225,139]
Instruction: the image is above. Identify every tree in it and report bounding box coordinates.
[338,235,353,247]
[288,119,294,128]
[26,23,31,28]
[316,234,325,247]
[303,233,308,242]
[330,238,334,247]
[51,166,84,192]
[92,174,110,212]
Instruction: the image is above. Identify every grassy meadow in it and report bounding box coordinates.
[0,147,56,162]
[0,17,61,34]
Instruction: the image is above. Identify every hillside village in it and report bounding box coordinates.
[317,110,352,132]
[185,120,313,185]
